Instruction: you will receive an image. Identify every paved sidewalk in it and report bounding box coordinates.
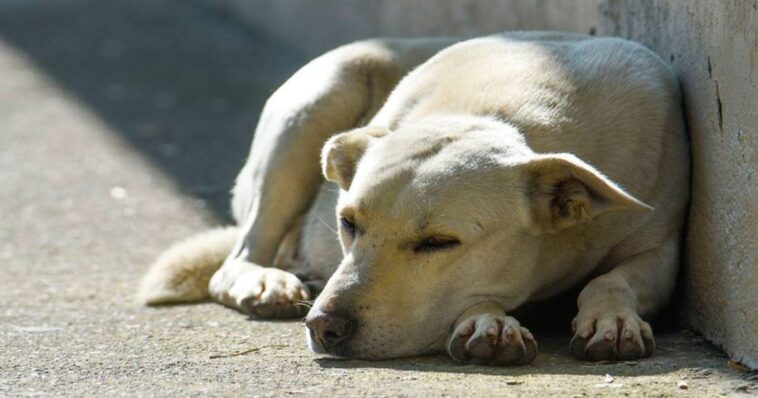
[0,1,753,396]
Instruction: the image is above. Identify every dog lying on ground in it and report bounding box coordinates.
[140,31,689,365]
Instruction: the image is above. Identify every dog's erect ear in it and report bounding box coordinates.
[321,126,389,190]
[523,154,653,233]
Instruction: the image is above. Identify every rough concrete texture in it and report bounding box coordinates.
[215,0,758,370]
[594,0,758,371]
[1,0,756,396]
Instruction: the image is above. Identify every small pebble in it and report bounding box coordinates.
[110,186,128,200]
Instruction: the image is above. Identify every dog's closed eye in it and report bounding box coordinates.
[340,216,357,237]
[414,236,461,253]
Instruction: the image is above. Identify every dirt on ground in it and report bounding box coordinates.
[0,1,755,396]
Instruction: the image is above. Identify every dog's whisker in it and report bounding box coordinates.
[295,299,315,307]
[313,213,338,236]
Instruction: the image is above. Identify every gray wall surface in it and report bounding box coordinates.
[212,0,758,368]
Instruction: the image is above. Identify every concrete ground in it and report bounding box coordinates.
[0,1,754,396]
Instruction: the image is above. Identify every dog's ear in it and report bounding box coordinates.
[523,154,653,233]
[321,126,388,190]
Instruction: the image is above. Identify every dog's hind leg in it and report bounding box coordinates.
[210,38,455,318]
[139,226,239,305]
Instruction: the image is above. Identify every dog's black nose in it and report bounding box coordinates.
[306,311,355,351]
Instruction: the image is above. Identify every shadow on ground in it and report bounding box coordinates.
[0,0,305,220]
[314,332,729,376]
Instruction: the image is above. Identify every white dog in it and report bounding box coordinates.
[140,32,689,365]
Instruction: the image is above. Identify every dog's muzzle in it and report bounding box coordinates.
[305,309,355,354]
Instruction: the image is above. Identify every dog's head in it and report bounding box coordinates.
[305,116,650,359]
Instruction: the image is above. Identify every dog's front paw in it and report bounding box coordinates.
[570,307,654,361]
[447,314,538,365]
[227,267,310,319]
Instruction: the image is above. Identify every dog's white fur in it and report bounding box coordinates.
[140,226,239,305]
[140,32,689,365]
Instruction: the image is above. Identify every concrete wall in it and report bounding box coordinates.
[212,0,758,368]
[605,0,758,371]
[210,0,600,57]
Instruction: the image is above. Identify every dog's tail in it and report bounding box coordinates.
[138,226,239,306]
